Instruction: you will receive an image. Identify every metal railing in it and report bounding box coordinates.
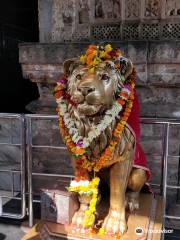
[0,113,26,219]
[26,115,180,232]
[26,114,73,227]
[141,118,180,231]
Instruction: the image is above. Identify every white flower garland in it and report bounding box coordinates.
[56,96,123,148]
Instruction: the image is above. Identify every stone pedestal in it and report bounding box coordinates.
[22,193,163,240]
[41,189,79,225]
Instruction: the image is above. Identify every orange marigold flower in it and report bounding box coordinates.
[120,92,129,99]
[122,116,128,121]
[117,99,125,105]
[55,107,59,113]
[126,108,132,113]
[88,44,97,50]
[54,91,63,98]
[86,47,97,56]
[54,85,62,92]
[86,54,94,65]
[74,148,86,155]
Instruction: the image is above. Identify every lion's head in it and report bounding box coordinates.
[55,44,135,159]
[64,57,133,117]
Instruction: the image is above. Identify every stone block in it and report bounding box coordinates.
[21,64,63,82]
[127,42,148,64]
[39,0,92,42]
[140,103,156,117]
[0,118,21,144]
[169,124,180,139]
[31,118,64,147]
[0,170,21,192]
[32,148,73,175]
[146,155,162,185]
[141,123,164,138]
[148,63,180,86]
[166,188,179,209]
[124,0,140,19]
[32,176,72,193]
[148,41,180,63]
[143,0,161,18]
[140,102,180,118]
[41,189,78,224]
[164,0,180,18]
[168,139,180,156]
[137,86,180,105]
[135,64,148,85]
[26,96,57,114]
[166,205,180,229]
[0,145,21,171]
[39,0,53,42]
[166,158,180,185]
[39,0,76,42]
[94,0,122,22]
[141,139,163,155]
[20,42,130,65]
[19,43,88,65]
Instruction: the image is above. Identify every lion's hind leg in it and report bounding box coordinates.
[126,168,147,212]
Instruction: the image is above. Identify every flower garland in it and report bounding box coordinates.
[57,87,130,148]
[80,44,122,73]
[54,44,136,231]
[55,73,135,174]
[68,177,100,228]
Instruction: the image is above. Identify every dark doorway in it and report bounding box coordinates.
[0,1,39,113]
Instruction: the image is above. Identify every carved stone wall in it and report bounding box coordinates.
[39,0,180,42]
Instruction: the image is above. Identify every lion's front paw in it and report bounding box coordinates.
[102,210,127,235]
[71,209,93,233]
[71,209,85,230]
[125,191,139,212]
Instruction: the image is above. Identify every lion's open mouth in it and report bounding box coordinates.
[77,103,102,116]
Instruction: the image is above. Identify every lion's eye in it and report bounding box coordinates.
[76,74,82,80]
[101,74,109,82]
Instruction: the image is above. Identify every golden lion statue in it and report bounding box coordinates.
[54,44,148,236]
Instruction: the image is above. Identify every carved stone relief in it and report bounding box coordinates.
[77,0,90,24]
[144,0,160,17]
[166,0,180,17]
[125,0,140,19]
[52,0,75,41]
[95,0,121,20]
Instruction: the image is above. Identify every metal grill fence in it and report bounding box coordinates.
[0,113,26,219]
[0,113,180,239]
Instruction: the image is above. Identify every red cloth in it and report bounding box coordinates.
[127,91,151,180]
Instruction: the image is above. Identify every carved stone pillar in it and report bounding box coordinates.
[19,43,90,113]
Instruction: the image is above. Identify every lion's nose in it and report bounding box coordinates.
[78,86,95,96]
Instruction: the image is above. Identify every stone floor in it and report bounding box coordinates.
[165,229,180,240]
[0,221,24,240]
[0,218,179,240]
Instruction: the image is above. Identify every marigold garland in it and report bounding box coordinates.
[54,44,136,232]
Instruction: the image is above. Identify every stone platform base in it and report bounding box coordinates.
[22,193,163,240]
